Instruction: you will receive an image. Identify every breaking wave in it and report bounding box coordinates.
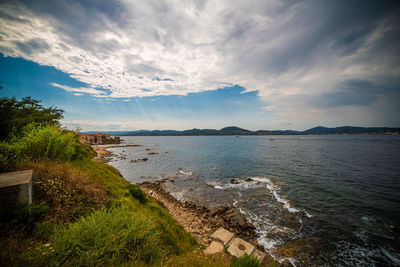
[207,176,311,217]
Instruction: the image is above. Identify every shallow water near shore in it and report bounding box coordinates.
[108,135,400,266]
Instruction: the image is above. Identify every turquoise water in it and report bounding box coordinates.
[109,135,400,266]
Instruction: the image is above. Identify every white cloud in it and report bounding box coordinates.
[0,0,399,128]
[51,83,106,96]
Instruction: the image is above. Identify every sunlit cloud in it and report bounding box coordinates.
[1,0,399,129]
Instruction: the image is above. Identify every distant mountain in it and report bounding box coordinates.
[219,126,253,135]
[117,126,300,136]
[303,126,400,134]
[85,126,399,136]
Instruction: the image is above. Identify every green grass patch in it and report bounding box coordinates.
[231,254,261,267]
[49,205,161,265]
[126,184,148,203]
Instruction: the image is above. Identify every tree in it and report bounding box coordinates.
[0,96,64,140]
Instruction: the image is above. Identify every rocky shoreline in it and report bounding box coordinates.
[96,143,293,266]
[139,179,284,266]
[93,144,141,162]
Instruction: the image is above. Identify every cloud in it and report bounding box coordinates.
[62,119,175,131]
[1,0,399,128]
[50,83,107,96]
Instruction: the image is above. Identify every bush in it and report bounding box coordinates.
[126,184,148,203]
[19,125,77,161]
[30,161,108,223]
[50,205,161,265]
[15,125,94,162]
[231,254,261,267]
[0,141,21,172]
[0,125,96,172]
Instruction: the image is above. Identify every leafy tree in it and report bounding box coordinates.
[0,96,64,140]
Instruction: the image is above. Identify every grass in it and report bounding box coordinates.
[0,125,260,266]
[1,156,206,266]
[231,254,261,267]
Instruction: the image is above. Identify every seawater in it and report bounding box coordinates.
[108,135,400,266]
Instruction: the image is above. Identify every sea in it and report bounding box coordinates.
[107,135,400,266]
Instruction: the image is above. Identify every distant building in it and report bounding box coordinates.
[78,133,120,145]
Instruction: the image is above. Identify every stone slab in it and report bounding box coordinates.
[204,241,224,255]
[0,170,33,215]
[250,249,266,264]
[227,237,255,258]
[0,170,33,188]
[210,227,234,246]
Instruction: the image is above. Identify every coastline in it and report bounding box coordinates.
[95,143,294,266]
[94,145,260,246]
[92,144,140,162]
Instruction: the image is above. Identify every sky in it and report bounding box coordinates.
[0,0,399,131]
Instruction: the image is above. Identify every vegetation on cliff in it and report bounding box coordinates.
[0,96,243,266]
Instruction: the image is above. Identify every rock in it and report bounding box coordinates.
[203,241,224,255]
[280,259,295,267]
[210,227,235,246]
[250,249,266,264]
[230,179,240,184]
[227,238,255,258]
[256,243,265,251]
[148,152,159,155]
[244,178,254,182]
[210,206,229,216]
[142,158,148,161]
[238,217,247,228]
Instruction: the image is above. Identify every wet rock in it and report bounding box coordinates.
[230,178,240,184]
[210,206,229,217]
[130,158,148,162]
[280,259,295,267]
[244,178,254,182]
[256,243,265,251]
[148,152,159,155]
[238,217,247,228]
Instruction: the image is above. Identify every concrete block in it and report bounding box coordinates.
[204,241,224,255]
[0,170,33,215]
[251,249,266,264]
[227,237,255,258]
[210,227,234,245]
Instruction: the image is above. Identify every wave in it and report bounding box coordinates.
[178,170,193,176]
[207,176,311,217]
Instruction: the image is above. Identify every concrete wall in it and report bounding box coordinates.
[0,170,33,216]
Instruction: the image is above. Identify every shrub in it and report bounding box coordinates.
[29,161,108,223]
[231,254,261,267]
[0,141,21,172]
[50,205,161,265]
[19,125,77,161]
[0,96,63,141]
[13,125,95,162]
[126,184,148,203]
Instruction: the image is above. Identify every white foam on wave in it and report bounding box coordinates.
[170,191,185,202]
[279,257,297,267]
[208,176,310,216]
[178,170,192,175]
